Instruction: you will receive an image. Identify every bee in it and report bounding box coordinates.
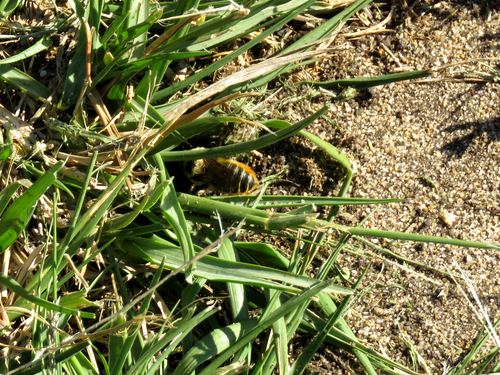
[185,157,259,195]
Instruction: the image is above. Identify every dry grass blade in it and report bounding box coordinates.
[449,261,500,348]
[171,92,260,129]
[141,47,343,150]
[42,222,245,356]
[0,104,35,154]
[340,6,394,38]
[143,14,200,57]
[86,88,134,190]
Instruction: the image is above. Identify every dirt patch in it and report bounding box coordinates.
[251,0,500,372]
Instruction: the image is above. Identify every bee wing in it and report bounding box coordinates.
[205,158,245,193]
[204,159,236,180]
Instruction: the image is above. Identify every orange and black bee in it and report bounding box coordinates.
[185,157,259,195]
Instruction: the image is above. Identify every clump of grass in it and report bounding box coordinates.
[0,0,499,374]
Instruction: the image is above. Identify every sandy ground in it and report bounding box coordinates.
[250,0,500,372]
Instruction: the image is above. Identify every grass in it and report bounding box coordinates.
[0,0,499,374]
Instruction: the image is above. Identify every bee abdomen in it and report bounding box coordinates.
[224,160,258,194]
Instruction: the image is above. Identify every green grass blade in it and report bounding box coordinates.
[127,306,218,375]
[59,0,104,107]
[26,145,147,297]
[59,290,96,310]
[218,238,249,322]
[155,105,329,160]
[152,0,317,102]
[161,178,196,283]
[107,51,209,77]
[266,212,317,230]
[101,223,165,243]
[296,70,432,90]
[222,0,373,94]
[0,64,51,100]
[172,318,259,375]
[265,119,352,171]
[134,0,200,98]
[268,289,289,375]
[291,263,370,375]
[108,307,127,372]
[0,161,63,253]
[178,193,500,250]
[103,189,151,231]
[61,156,138,256]
[286,0,373,52]
[55,151,98,256]
[66,351,100,375]
[90,42,139,87]
[0,36,52,65]
[23,163,74,198]
[116,236,352,295]
[0,181,21,217]
[0,273,94,318]
[313,292,396,375]
[0,126,13,161]
[184,0,315,51]
[448,319,500,375]
[0,0,22,16]
[110,260,166,375]
[211,195,403,208]
[197,279,335,375]
[115,9,160,47]
[142,117,229,154]
[11,342,89,375]
[235,242,289,270]
[181,277,207,355]
[346,226,500,250]
[59,35,87,108]
[101,9,130,44]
